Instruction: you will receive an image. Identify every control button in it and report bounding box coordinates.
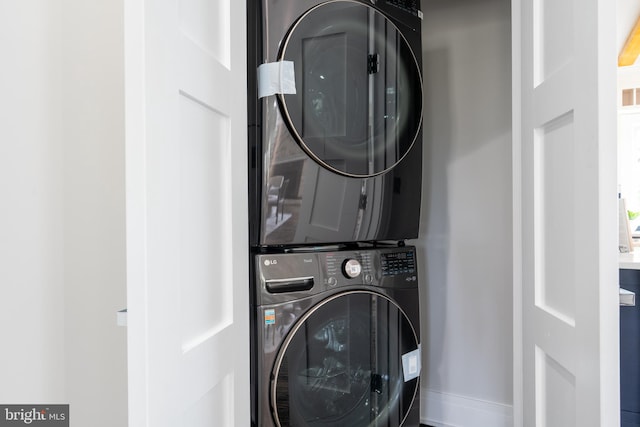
[364,274,373,284]
[343,259,362,279]
[327,277,338,287]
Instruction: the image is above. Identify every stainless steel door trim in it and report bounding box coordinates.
[620,287,636,306]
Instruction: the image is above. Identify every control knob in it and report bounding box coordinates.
[343,259,362,279]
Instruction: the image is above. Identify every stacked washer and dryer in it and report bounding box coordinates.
[248,1,424,425]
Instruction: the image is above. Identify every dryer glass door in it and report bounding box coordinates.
[277,1,422,177]
[271,291,419,426]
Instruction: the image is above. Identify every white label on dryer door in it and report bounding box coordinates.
[257,61,296,98]
[402,348,421,382]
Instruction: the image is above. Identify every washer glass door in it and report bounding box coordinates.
[277,0,422,177]
[271,291,419,426]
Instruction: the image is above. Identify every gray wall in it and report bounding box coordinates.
[0,2,128,426]
[416,0,513,422]
[60,0,128,425]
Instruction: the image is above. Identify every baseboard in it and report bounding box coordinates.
[420,388,513,427]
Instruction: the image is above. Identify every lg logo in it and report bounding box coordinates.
[263,259,278,266]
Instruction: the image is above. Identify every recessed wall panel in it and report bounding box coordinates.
[534,113,575,324]
[535,347,576,427]
[179,0,230,69]
[179,93,232,350]
[182,373,234,427]
[533,0,573,86]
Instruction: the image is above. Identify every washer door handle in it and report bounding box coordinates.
[266,277,314,294]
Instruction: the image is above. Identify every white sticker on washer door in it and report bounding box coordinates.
[401,348,421,382]
[257,61,296,98]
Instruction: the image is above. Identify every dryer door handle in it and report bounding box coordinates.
[266,277,314,294]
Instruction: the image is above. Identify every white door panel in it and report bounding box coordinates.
[125,0,249,426]
[513,0,618,425]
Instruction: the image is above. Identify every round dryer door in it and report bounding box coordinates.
[277,0,423,178]
[271,291,420,426]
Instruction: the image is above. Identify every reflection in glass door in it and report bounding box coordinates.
[271,291,419,426]
[278,0,423,177]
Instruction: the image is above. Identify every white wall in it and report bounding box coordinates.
[0,1,66,402]
[0,2,127,426]
[417,0,513,425]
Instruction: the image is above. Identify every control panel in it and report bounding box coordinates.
[257,246,418,304]
[342,259,362,278]
[381,250,416,276]
[324,250,374,284]
[322,247,416,287]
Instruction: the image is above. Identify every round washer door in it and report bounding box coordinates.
[277,0,423,178]
[271,291,419,426]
